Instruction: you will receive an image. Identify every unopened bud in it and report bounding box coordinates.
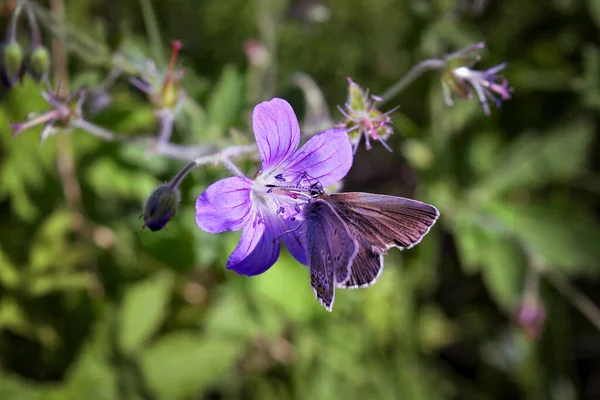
[1,41,24,88]
[27,45,50,82]
[142,184,181,231]
[514,297,546,340]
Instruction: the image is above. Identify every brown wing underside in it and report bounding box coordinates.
[324,193,439,288]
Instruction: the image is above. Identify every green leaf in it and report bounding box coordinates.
[586,0,600,29]
[205,65,244,139]
[486,202,600,275]
[452,208,502,274]
[418,304,458,352]
[250,252,317,321]
[118,272,173,356]
[64,322,118,400]
[27,273,91,296]
[29,210,91,274]
[579,44,600,109]
[86,158,158,202]
[0,246,20,288]
[470,119,593,202]
[0,298,31,335]
[0,372,58,400]
[480,238,526,312]
[141,332,242,400]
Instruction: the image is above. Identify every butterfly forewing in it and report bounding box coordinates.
[324,193,439,289]
[304,199,358,311]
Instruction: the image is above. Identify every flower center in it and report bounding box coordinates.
[251,171,322,221]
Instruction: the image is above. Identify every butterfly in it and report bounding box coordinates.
[302,182,439,311]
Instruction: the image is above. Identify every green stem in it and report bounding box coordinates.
[138,0,165,66]
[24,2,42,47]
[380,59,446,104]
[6,1,24,42]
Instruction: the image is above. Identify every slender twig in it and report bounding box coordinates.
[380,59,446,104]
[542,267,600,332]
[71,118,118,140]
[6,1,23,41]
[157,111,175,143]
[24,2,42,47]
[50,0,105,298]
[193,145,257,172]
[71,117,255,162]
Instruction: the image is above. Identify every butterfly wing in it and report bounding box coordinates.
[325,192,439,289]
[304,199,359,311]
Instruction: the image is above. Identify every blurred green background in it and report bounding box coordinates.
[1,0,600,399]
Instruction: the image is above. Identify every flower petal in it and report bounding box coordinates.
[196,176,253,233]
[227,211,281,276]
[283,128,353,187]
[281,217,308,265]
[253,98,301,171]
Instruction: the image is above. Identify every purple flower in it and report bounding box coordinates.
[442,61,512,116]
[514,297,546,340]
[195,98,353,276]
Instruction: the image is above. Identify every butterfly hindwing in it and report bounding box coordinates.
[324,193,439,289]
[304,199,358,311]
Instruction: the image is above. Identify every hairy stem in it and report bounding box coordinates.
[380,59,446,104]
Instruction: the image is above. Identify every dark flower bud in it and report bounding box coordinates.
[1,41,24,88]
[142,184,181,231]
[26,45,50,82]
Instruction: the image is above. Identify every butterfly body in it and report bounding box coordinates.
[303,191,439,310]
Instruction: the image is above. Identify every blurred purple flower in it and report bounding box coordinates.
[196,98,353,276]
[9,82,86,142]
[244,39,270,68]
[442,42,513,115]
[514,297,546,340]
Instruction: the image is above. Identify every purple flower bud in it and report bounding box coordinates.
[514,298,546,340]
[142,184,181,231]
